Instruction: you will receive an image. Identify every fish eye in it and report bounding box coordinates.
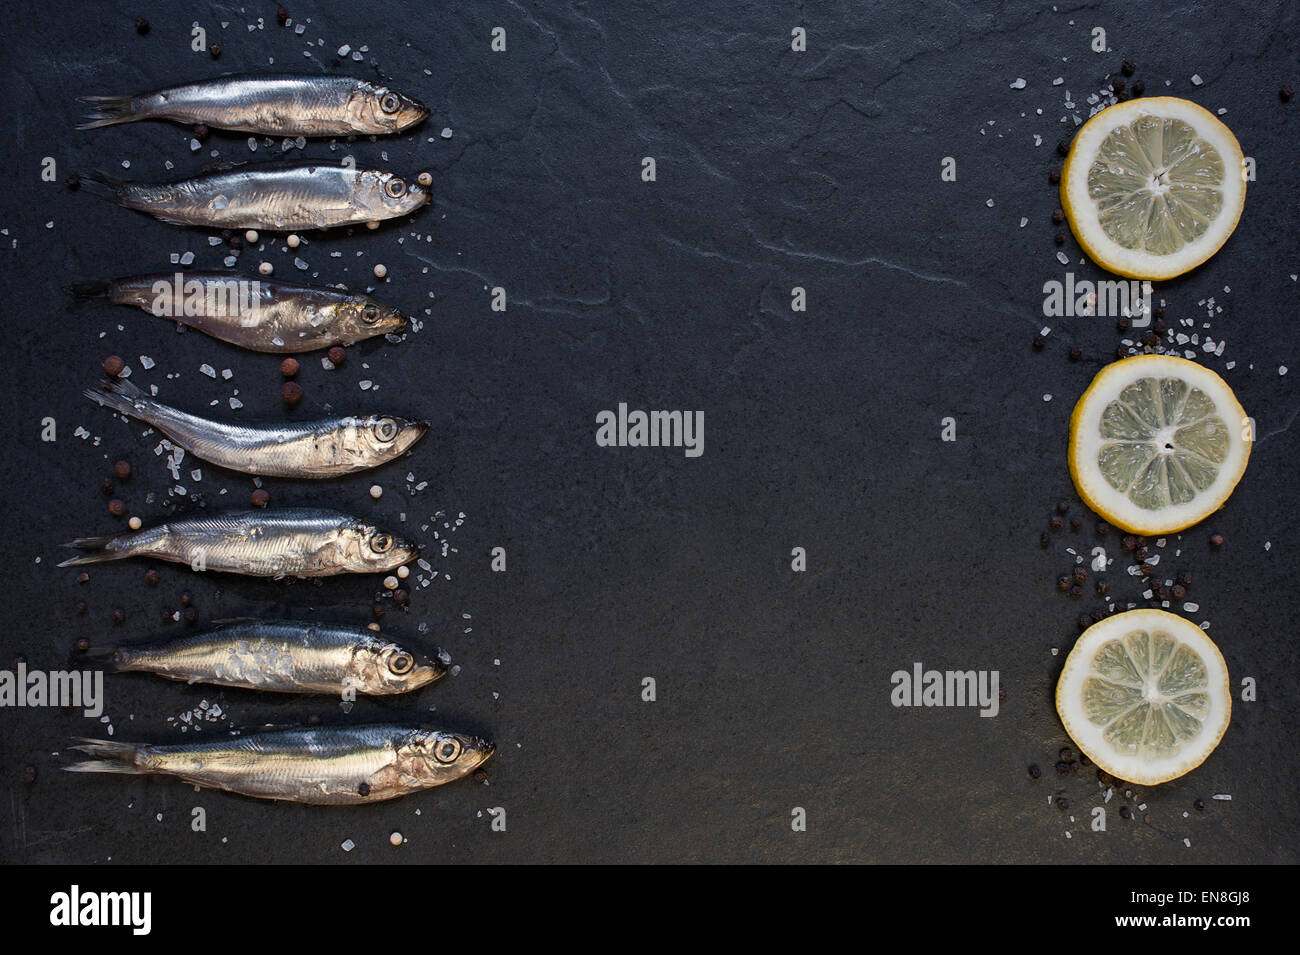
[361,304,380,323]
[384,177,407,198]
[373,417,400,442]
[434,738,462,764]
[371,533,393,553]
[380,92,402,114]
[389,653,412,674]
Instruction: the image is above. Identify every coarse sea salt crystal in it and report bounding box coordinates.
[200,364,216,378]
[1010,78,1027,89]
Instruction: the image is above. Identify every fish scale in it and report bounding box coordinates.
[84,376,428,477]
[58,508,418,578]
[78,74,429,137]
[66,725,494,804]
[93,162,429,231]
[67,271,407,352]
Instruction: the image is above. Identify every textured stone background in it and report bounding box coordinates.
[1,1,1296,863]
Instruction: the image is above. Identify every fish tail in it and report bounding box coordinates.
[79,170,132,202]
[57,536,126,567]
[65,279,116,312]
[76,95,140,130]
[71,645,124,672]
[84,376,151,420]
[64,738,146,774]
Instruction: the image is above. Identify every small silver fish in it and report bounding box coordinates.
[78,73,429,136]
[68,271,406,353]
[83,620,445,695]
[66,724,493,804]
[87,161,428,231]
[58,507,417,578]
[85,377,428,478]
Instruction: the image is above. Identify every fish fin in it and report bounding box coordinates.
[57,536,125,567]
[65,279,115,312]
[70,646,124,672]
[83,376,149,417]
[76,95,139,130]
[64,738,144,774]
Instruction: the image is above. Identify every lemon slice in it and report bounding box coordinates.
[1057,610,1230,785]
[1069,355,1250,535]
[1061,97,1246,279]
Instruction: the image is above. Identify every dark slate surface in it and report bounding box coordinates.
[1,1,1296,864]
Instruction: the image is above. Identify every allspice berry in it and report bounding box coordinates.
[280,358,300,378]
[281,381,303,407]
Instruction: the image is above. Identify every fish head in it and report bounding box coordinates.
[356,414,429,460]
[359,83,429,133]
[352,640,446,694]
[329,295,407,343]
[395,728,495,786]
[354,169,429,220]
[344,520,420,572]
